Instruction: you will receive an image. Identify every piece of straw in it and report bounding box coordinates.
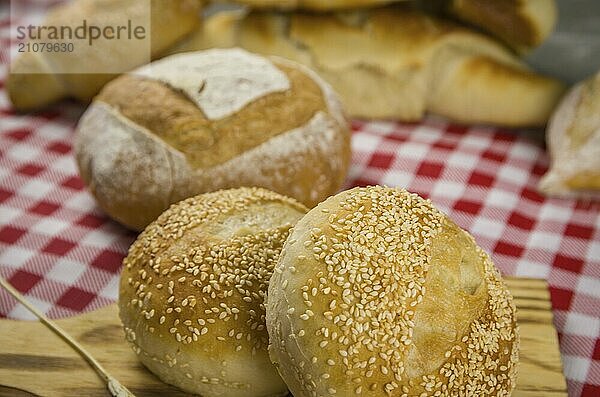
[0,276,136,397]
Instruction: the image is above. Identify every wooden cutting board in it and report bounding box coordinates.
[0,277,567,397]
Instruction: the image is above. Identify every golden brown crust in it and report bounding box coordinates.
[452,0,535,46]
[267,186,519,396]
[75,49,350,230]
[119,187,307,397]
[428,55,565,127]
[97,63,325,169]
[566,173,600,190]
[449,0,557,51]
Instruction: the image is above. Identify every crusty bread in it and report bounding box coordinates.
[539,71,600,199]
[447,0,558,52]
[267,186,519,396]
[171,5,565,126]
[218,0,556,51]
[75,49,350,230]
[119,187,307,397]
[7,0,203,111]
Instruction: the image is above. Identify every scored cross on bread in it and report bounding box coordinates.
[75,49,350,230]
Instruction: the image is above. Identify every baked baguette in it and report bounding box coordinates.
[267,186,519,396]
[75,48,350,230]
[539,70,600,199]
[7,0,203,111]
[120,187,307,397]
[218,0,556,52]
[172,5,565,126]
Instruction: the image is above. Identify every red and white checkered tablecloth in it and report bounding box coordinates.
[0,2,599,396]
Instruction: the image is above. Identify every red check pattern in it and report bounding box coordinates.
[0,2,599,396]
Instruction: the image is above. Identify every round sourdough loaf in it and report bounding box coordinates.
[267,186,519,396]
[75,48,350,230]
[119,187,307,397]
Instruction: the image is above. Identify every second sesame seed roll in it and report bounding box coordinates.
[267,186,519,396]
[119,187,307,397]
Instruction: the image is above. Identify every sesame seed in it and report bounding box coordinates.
[268,186,518,395]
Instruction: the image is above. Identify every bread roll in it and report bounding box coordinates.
[119,187,307,397]
[171,5,565,126]
[539,71,600,199]
[447,0,558,52]
[7,0,203,111]
[75,48,350,230]
[267,186,519,396]
[215,0,395,10]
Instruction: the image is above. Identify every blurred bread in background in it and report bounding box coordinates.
[540,70,600,199]
[445,0,558,52]
[7,0,567,128]
[75,49,350,230]
[214,0,557,52]
[171,5,565,127]
[7,0,203,111]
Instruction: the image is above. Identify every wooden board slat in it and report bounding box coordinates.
[0,278,567,396]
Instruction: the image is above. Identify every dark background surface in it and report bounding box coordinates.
[527,0,600,84]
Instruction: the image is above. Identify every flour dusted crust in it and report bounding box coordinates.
[119,187,307,397]
[134,49,291,120]
[75,49,350,230]
[267,186,519,397]
[539,71,600,199]
[202,112,348,207]
[171,6,564,126]
[75,102,194,230]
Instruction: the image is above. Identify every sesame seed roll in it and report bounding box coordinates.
[119,187,307,397]
[267,186,519,396]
